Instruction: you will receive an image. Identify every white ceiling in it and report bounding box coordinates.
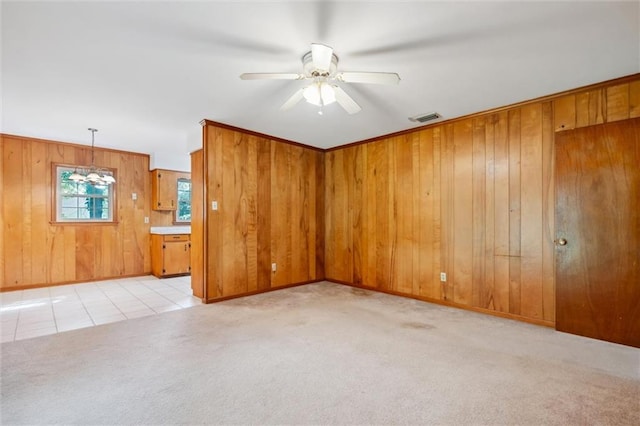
[2,1,639,171]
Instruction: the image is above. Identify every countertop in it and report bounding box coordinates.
[150,226,191,235]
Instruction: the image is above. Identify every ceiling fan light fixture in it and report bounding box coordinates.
[303,82,336,106]
[242,43,398,115]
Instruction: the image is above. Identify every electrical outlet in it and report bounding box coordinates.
[144,216,149,224]
[271,263,277,272]
[211,201,218,211]
[440,272,447,282]
[131,192,137,200]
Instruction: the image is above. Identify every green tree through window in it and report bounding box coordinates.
[176,178,191,222]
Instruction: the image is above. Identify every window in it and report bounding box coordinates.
[176,178,191,223]
[55,165,115,222]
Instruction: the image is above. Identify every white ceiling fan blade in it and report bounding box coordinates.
[311,43,333,71]
[333,86,361,114]
[240,73,303,80]
[280,88,305,111]
[336,72,400,85]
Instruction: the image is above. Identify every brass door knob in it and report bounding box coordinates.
[556,238,568,246]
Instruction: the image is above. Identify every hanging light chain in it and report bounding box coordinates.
[68,128,116,186]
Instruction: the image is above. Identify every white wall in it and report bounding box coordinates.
[149,125,202,171]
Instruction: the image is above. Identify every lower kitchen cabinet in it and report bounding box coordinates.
[151,234,191,278]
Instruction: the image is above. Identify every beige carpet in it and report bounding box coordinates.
[1,282,639,425]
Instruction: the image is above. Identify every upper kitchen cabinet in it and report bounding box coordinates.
[151,169,190,211]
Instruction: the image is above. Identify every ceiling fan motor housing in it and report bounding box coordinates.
[302,51,339,77]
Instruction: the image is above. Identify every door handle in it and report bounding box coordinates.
[556,238,568,246]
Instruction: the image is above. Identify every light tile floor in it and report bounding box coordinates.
[0,275,200,343]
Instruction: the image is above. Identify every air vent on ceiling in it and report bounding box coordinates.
[408,112,441,123]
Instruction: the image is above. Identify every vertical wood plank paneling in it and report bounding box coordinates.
[432,128,443,298]
[471,118,487,307]
[352,144,365,286]
[384,138,398,290]
[553,94,576,131]
[606,83,630,122]
[575,89,606,128]
[21,143,34,285]
[346,147,356,283]
[508,109,522,316]
[206,128,224,299]
[483,116,496,310]
[63,143,81,281]
[440,125,455,301]
[314,150,325,280]
[363,143,378,288]
[287,145,302,285]
[630,80,640,118]
[371,140,391,289]
[0,138,4,286]
[190,149,204,298]
[519,103,544,319]
[452,120,473,305]
[362,143,377,288]
[3,139,24,287]
[395,135,414,294]
[411,133,421,296]
[305,149,317,280]
[387,141,398,291]
[256,138,272,290]
[325,150,340,281]
[587,89,607,126]
[575,92,590,128]
[492,111,510,312]
[231,132,249,295]
[220,130,236,295]
[245,135,258,293]
[138,154,152,274]
[541,102,556,322]
[303,148,315,281]
[48,144,66,284]
[418,129,436,298]
[117,149,135,277]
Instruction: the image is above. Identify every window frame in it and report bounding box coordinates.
[52,163,118,224]
[174,177,191,224]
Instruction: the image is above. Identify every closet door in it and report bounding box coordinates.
[555,118,640,348]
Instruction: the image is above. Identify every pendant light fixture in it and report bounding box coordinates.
[69,128,116,186]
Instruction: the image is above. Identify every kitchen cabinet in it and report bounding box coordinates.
[151,169,177,211]
[151,234,191,277]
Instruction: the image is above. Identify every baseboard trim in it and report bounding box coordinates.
[0,272,154,292]
[325,278,555,328]
[203,279,325,304]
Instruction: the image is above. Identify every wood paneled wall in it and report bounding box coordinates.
[325,74,640,325]
[197,122,324,301]
[0,134,152,290]
[190,149,205,298]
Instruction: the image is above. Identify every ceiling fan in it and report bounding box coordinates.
[240,43,400,115]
